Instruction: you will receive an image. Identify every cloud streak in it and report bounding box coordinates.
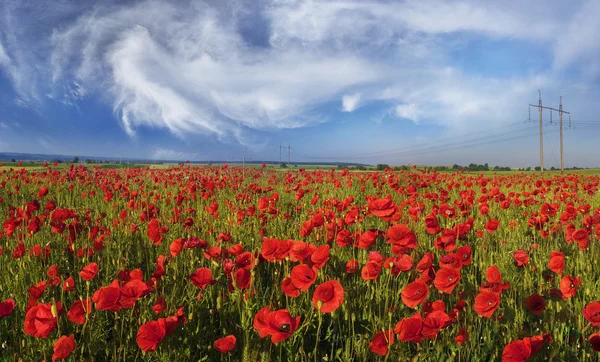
[0,0,599,147]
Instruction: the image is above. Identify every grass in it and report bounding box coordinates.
[0,165,599,361]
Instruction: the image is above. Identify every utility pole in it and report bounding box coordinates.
[528,91,571,173]
[559,97,563,171]
[280,145,293,168]
[539,90,543,173]
[243,147,246,169]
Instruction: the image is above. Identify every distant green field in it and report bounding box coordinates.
[2,161,598,176]
[0,162,148,171]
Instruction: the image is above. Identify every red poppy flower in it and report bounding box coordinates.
[559,275,582,299]
[485,219,500,233]
[589,333,600,352]
[486,265,503,283]
[434,229,458,252]
[395,313,424,343]
[0,298,15,318]
[120,279,152,309]
[147,218,168,246]
[235,251,256,270]
[439,253,462,269]
[266,309,301,343]
[310,245,330,269]
[424,214,441,234]
[190,268,216,290]
[345,259,359,273]
[583,301,600,326]
[152,296,167,315]
[79,262,98,281]
[67,298,92,325]
[386,224,417,250]
[312,280,344,313]
[474,291,500,318]
[369,329,394,356]
[455,328,468,345]
[24,302,58,338]
[253,306,272,338]
[416,252,434,272]
[136,319,167,352]
[281,277,301,298]
[433,267,461,294]
[387,254,414,273]
[368,198,396,219]
[422,310,452,339]
[456,245,472,266]
[93,280,122,312]
[233,268,251,290]
[290,264,318,291]
[525,294,545,316]
[62,277,76,292]
[502,339,531,362]
[290,241,313,263]
[361,261,381,281]
[52,334,76,361]
[28,280,48,302]
[38,186,49,199]
[214,335,236,353]
[47,264,60,286]
[401,280,429,309]
[513,249,529,267]
[548,251,565,275]
[572,228,589,244]
[368,251,384,263]
[358,230,378,249]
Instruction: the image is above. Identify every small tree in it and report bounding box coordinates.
[73,156,79,163]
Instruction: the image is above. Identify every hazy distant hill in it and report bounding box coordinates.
[0,152,369,167]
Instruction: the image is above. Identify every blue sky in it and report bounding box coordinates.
[0,0,599,167]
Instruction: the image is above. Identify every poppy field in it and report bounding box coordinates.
[1,163,600,361]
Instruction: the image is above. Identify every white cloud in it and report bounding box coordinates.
[0,42,9,66]
[0,0,598,146]
[395,103,420,123]
[341,93,361,112]
[553,0,600,75]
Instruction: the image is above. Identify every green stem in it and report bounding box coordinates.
[314,312,323,362]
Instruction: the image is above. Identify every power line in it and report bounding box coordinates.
[298,123,538,160]
[298,120,531,160]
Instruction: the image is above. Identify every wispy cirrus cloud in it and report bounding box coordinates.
[0,0,598,148]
